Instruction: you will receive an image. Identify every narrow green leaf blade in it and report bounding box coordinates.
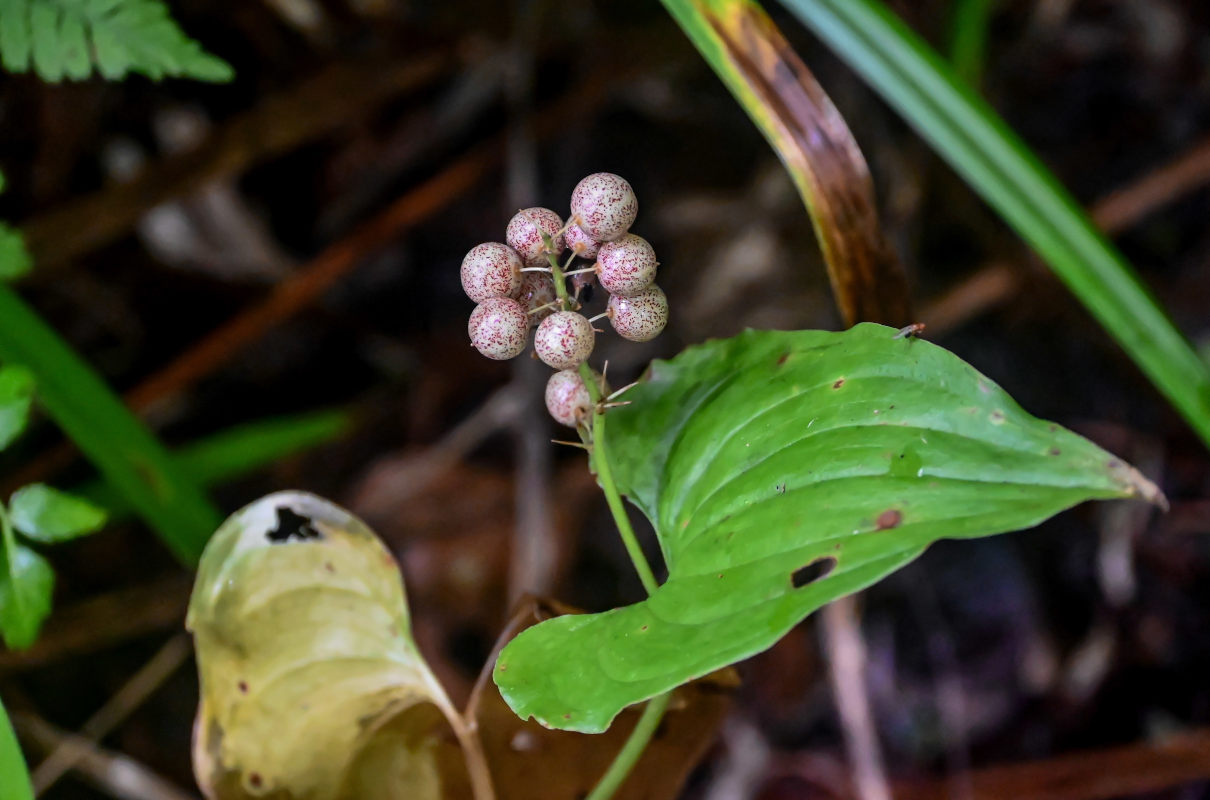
[9,484,107,543]
[0,365,34,450]
[773,0,1210,448]
[0,696,34,800]
[495,326,1161,732]
[0,285,221,564]
[0,542,53,650]
[73,409,352,518]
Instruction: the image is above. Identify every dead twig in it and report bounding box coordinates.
[821,597,891,800]
[14,712,199,800]
[0,576,190,673]
[32,634,192,795]
[893,728,1210,800]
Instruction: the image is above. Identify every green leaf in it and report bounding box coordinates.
[0,224,33,281]
[494,325,1162,732]
[0,0,233,82]
[0,285,221,565]
[188,492,466,800]
[768,0,1210,448]
[0,696,34,800]
[73,409,353,518]
[0,541,53,650]
[9,483,107,543]
[0,365,34,450]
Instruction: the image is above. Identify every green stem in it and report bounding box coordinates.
[578,368,659,596]
[0,504,18,602]
[541,235,659,595]
[583,692,671,800]
[541,231,669,799]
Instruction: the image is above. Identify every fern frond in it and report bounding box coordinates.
[0,0,233,82]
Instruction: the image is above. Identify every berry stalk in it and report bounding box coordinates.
[541,231,658,596]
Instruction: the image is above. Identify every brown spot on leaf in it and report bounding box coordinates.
[876,509,902,530]
[238,680,249,694]
[1049,447,1061,456]
[833,378,845,389]
[777,352,791,365]
[249,773,263,788]
[791,556,837,588]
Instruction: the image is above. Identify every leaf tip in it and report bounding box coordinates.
[1108,459,1168,510]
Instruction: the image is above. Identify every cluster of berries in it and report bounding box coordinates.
[461,173,668,427]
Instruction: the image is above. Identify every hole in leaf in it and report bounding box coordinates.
[791,556,836,589]
[266,506,322,543]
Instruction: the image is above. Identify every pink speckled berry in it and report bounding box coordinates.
[545,369,597,428]
[564,223,601,260]
[461,242,522,303]
[517,272,558,327]
[506,207,565,268]
[596,234,657,297]
[534,310,594,370]
[570,173,637,242]
[469,297,529,360]
[608,284,668,342]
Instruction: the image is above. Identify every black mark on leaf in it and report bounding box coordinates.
[266,506,322,543]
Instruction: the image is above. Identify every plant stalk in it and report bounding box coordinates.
[541,233,669,798]
[583,692,672,800]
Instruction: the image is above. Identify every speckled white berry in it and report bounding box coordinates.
[469,297,529,360]
[596,234,657,297]
[608,284,668,342]
[517,272,558,326]
[506,207,565,268]
[545,369,597,428]
[570,173,637,242]
[461,242,522,303]
[564,223,601,260]
[534,310,594,370]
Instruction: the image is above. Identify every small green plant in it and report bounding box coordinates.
[0,364,108,650]
[188,174,1163,800]
[0,0,233,82]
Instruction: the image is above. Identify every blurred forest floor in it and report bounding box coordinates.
[1,0,1209,798]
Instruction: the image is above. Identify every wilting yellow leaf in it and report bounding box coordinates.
[187,491,484,800]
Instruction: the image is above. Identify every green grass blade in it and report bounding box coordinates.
[0,696,33,800]
[948,0,996,85]
[774,0,1210,447]
[74,409,352,516]
[0,285,220,564]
